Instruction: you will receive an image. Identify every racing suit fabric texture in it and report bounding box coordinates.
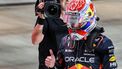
[55,34,117,69]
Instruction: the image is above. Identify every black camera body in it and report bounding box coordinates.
[44,1,61,18]
[36,0,61,18]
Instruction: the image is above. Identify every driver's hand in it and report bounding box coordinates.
[45,49,56,68]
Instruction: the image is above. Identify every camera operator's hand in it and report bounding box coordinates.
[36,2,45,19]
[38,2,44,10]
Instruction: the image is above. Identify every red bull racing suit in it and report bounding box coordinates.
[54,35,117,69]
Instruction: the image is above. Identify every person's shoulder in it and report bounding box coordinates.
[58,35,69,50]
[100,34,113,45]
[61,35,69,44]
[96,34,114,51]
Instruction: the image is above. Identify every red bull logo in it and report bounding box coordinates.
[69,63,92,69]
[67,0,86,11]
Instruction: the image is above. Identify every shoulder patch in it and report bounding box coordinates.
[109,55,116,62]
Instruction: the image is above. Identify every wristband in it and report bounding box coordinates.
[37,17,45,25]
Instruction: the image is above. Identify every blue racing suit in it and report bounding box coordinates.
[54,34,117,69]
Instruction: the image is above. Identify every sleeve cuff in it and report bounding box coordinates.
[36,17,45,25]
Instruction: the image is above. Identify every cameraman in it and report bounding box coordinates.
[31,0,69,69]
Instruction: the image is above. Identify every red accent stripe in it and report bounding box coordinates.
[90,3,94,12]
[99,64,103,69]
[68,29,72,34]
[76,30,87,36]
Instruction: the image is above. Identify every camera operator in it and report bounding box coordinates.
[31,0,69,69]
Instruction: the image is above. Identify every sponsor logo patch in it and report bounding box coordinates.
[109,55,116,62]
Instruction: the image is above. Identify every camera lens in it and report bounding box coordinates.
[44,1,61,18]
[47,5,58,15]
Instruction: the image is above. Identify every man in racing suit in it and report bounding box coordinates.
[44,0,117,69]
[54,33,118,69]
